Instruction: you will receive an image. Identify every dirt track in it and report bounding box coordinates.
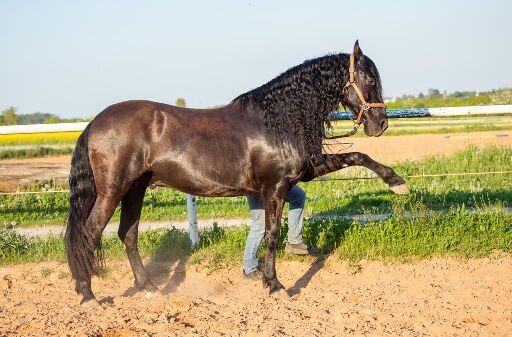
[1,256,511,336]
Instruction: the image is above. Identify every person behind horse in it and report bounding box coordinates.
[186,186,312,280]
[243,185,311,279]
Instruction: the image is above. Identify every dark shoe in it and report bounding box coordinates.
[243,269,263,281]
[285,242,310,255]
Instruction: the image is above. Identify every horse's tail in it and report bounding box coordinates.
[65,123,103,287]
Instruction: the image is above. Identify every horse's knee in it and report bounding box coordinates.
[350,152,370,165]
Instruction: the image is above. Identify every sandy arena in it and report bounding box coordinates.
[1,255,511,336]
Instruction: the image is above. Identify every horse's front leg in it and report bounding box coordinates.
[303,152,409,194]
[262,186,288,296]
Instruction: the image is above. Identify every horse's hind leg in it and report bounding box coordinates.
[118,172,158,294]
[77,195,121,307]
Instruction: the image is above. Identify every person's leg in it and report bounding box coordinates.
[243,193,265,275]
[285,185,306,244]
[186,194,199,247]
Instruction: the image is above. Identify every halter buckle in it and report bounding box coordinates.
[362,103,370,111]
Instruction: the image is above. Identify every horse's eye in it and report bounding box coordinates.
[366,76,376,85]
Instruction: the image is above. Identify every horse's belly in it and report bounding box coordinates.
[149,160,255,197]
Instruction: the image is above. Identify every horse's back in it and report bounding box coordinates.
[86,100,266,196]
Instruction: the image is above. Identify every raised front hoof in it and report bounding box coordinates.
[80,297,101,309]
[390,184,410,195]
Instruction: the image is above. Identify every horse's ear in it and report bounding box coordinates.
[353,40,363,62]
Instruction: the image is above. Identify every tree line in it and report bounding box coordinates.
[0,98,188,126]
[0,107,90,126]
[3,90,511,126]
[386,88,512,109]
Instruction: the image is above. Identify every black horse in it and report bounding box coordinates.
[65,41,403,307]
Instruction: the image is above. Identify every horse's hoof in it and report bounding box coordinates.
[80,298,101,308]
[271,288,290,300]
[390,184,410,195]
[145,290,162,299]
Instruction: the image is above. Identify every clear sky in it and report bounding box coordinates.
[1,0,511,118]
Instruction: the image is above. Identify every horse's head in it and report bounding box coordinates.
[341,41,388,137]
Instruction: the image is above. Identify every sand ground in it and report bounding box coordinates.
[1,255,511,337]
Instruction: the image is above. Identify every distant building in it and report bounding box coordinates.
[384,97,397,103]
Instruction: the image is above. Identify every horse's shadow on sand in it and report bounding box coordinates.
[287,256,326,296]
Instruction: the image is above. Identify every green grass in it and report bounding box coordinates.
[1,146,511,227]
[386,93,493,109]
[0,229,65,264]
[0,223,234,266]
[1,203,510,267]
[0,145,74,159]
[336,203,512,261]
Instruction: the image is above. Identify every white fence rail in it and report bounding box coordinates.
[1,105,512,135]
[329,104,512,120]
[0,122,89,135]
[420,104,512,116]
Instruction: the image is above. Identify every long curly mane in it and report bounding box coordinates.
[234,54,350,162]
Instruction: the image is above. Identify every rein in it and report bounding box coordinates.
[325,53,387,139]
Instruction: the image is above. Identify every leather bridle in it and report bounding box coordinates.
[326,53,387,139]
[344,53,387,125]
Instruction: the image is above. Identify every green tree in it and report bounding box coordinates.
[175,98,187,108]
[427,88,441,98]
[2,106,18,125]
[43,116,61,124]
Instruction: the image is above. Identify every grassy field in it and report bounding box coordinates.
[1,145,511,266]
[1,202,510,267]
[1,146,511,228]
[0,132,79,159]
[0,148,512,269]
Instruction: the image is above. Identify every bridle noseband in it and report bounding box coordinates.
[327,53,387,139]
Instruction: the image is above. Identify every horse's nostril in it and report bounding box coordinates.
[381,119,388,130]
